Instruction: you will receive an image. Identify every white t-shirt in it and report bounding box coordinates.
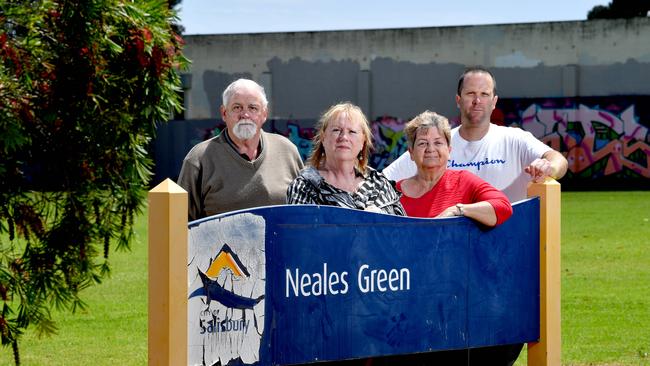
[382,124,552,202]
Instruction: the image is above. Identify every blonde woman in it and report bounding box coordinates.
[287,102,404,216]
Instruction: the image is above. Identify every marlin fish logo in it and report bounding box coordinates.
[189,244,264,309]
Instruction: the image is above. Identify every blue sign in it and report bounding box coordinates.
[187,199,540,365]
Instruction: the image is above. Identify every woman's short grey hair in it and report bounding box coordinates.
[404,111,451,149]
[222,78,269,108]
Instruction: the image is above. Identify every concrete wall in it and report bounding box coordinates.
[156,18,650,188]
[181,18,650,121]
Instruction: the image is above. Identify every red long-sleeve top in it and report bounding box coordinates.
[397,169,513,226]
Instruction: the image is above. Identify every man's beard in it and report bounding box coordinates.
[232,119,258,140]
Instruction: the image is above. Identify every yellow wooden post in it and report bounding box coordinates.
[527,179,561,366]
[148,179,188,365]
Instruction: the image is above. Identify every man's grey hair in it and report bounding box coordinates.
[222,78,269,108]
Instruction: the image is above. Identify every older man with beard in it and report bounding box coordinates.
[178,78,303,221]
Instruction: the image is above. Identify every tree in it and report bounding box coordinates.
[588,0,650,20]
[0,0,188,364]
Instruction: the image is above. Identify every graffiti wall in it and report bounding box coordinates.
[265,97,650,187]
[154,96,650,188]
[497,96,650,188]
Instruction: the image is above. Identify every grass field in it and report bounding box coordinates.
[1,191,649,365]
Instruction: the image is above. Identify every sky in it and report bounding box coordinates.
[176,0,608,35]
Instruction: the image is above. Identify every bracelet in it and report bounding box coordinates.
[456,203,464,216]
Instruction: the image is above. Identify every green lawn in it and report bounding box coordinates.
[0,209,149,365]
[514,191,650,366]
[1,191,649,365]
[559,191,650,365]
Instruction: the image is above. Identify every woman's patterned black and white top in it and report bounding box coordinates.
[286,166,406,216]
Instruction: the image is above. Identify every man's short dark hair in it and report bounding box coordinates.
[457,66,497,96]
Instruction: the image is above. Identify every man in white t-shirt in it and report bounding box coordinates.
[381,66,567,365]
[383,67,568,202]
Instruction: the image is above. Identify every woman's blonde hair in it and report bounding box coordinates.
[308,102,373,173]
[404,111,451,149]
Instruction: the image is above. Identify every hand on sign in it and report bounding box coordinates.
[525,158,554,183]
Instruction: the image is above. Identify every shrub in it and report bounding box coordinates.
[0,1,188,364]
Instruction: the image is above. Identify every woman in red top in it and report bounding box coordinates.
[397,111,512,226]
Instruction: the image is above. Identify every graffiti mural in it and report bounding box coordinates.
[498,96,650,186]
[162,96,650,187]
[283,121,315,161]
[368,116,409,170]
